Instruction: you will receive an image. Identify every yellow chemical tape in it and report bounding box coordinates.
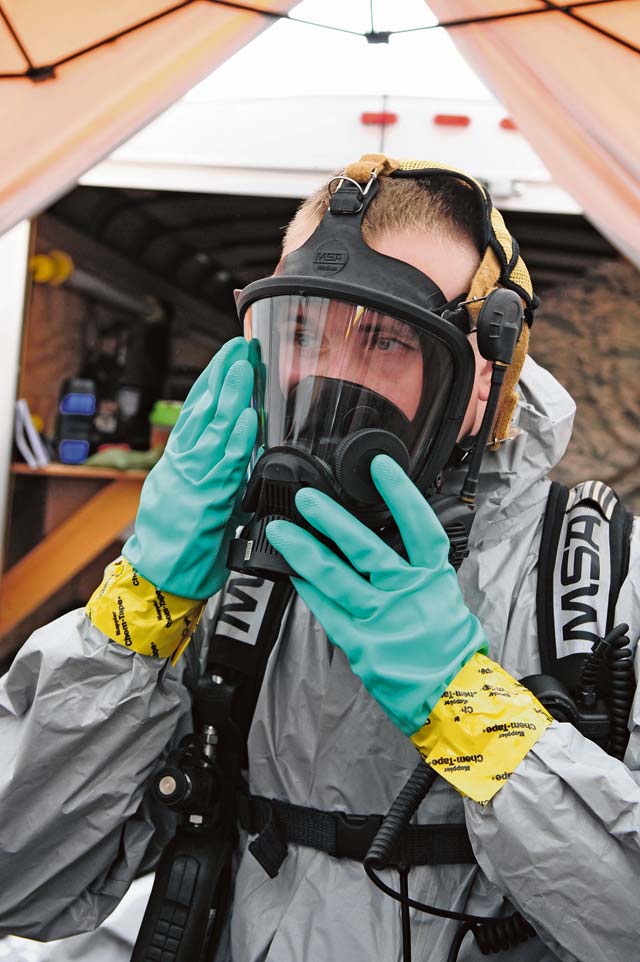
[411,652,552,804]
[86,558,204,664]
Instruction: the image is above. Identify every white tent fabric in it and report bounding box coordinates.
[426,0,640,266]
[0,0,294,236]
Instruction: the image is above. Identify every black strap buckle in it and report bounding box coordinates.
[334,812,383,861]
[327,172,377,214]
[246,798,288,879]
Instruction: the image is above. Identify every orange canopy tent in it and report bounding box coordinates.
[426,0,640,266]
[0,0,295,236]
[0,1,639,262]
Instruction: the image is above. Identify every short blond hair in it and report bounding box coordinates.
[284,173,484,255]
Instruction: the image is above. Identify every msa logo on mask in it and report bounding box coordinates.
[312,240,349,274]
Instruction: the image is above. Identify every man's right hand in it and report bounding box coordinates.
[122,336,257,600]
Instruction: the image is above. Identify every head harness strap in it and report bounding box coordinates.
[342,154,539,449]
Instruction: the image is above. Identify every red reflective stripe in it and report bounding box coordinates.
[433,113,470,127]
[360,112,398,125]
[500,117,518,130]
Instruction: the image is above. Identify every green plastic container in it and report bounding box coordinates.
[149,400,182,448]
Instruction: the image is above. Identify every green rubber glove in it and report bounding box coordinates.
[123,337,257,600]
[266,455,488,736]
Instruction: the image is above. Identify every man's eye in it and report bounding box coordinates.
[294,329,316,348]
[370,333,413,353]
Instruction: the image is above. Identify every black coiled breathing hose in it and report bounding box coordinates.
[365,762,437,869]
[578,623,634,760]
[446,913,535,962]
[364,761,536,962]
[604,625,635,760]
[577,645,602,700]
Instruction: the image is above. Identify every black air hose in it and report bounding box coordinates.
[365,761,437,868]
[605,625,635,761]
[365,762,538,962]
[447,913,535,962]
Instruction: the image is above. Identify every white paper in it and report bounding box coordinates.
[14,398,50,468]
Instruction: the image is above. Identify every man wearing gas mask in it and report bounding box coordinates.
[0,155,638,962]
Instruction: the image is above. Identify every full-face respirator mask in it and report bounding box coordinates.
[227,156,537,580]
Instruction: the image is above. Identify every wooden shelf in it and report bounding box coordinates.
[1,470,145,645]
[11,461,149,481]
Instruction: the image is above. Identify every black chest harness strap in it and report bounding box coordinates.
[536,480,633,675]
[526,479,635,762]
[238,793,475,878]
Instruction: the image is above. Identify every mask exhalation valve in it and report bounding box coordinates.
[334,428,410,504]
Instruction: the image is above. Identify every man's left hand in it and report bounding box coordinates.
[266,455,488,737]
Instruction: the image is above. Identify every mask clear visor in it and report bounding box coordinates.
[243,294,456,497]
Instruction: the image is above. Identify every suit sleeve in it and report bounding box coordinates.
[0,603,216,941]
[464,523,640,962]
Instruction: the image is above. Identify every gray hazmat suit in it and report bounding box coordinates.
[1,355,639,962]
